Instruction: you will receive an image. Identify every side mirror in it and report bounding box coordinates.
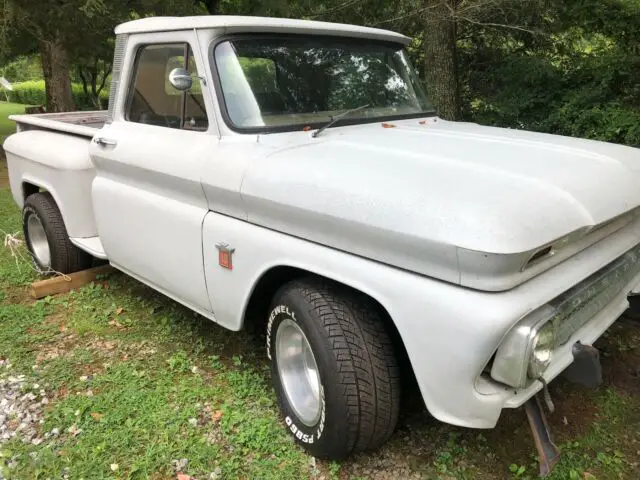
[168,67,193,91]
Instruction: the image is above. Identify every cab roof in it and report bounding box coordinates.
[115,15,411,45]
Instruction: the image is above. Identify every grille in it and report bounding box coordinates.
[550,242,640,346]
[107,34,128,124]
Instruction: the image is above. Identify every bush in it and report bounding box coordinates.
[6,80,109,110]
[0,55,42,83]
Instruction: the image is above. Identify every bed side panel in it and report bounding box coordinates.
[4,130,98,238]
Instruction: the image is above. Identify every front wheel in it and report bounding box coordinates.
[267,278,401,459]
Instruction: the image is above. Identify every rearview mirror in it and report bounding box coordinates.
[168,67,193,91]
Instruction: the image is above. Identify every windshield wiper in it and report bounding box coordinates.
[312,104,370,138]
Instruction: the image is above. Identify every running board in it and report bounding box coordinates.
[69,236,108,259]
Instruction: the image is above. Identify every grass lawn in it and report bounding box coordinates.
[0,178,639,477]
[0,102,25,144]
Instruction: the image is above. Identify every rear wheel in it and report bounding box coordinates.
[23,192,93,274]
[267,278,401,459]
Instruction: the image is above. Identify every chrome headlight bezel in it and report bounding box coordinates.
[490,305,557,388]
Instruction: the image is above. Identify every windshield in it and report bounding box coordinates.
[213,36,435,132]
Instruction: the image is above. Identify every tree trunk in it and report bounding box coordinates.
[201,0,221,14]
[423,0,461,120]
[39,35,76,112]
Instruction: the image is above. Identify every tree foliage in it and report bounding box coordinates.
[0,0,637,144]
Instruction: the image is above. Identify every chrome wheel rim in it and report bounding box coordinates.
[26,214,51,268]
[275,318,321,426]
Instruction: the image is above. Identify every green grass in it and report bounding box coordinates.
[0,179,639,479]
[0,102,25,143]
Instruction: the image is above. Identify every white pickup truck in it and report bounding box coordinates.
[4,15,640,471]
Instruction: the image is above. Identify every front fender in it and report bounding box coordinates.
[201,211,527,428]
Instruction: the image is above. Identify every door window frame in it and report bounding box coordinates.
[115,31,216,136]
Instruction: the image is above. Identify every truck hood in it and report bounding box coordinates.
[240,118,640,290]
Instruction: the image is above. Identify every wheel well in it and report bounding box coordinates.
[22,181,40,201]
[243,266,305,330]
[243,266,416,388]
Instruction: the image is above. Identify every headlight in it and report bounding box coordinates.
[527,322,555,379]
[490,305,557,388]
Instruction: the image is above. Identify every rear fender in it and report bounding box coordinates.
[4,130,98,238]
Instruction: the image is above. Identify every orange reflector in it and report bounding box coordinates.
[303,126,311,132]
[219,250,232,270]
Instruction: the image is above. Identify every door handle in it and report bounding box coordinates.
[94,137,118,147]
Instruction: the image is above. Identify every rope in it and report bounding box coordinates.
[2,229,71,281]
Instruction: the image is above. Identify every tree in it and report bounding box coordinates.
[0,0,205,112]
[0,1,85,111]
[424,0,461,120]
[198,0,221,13]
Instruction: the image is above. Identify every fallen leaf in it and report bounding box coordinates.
[110,463,119,472]
[108,319,126,329]
[212,410,223,423]
[115,307,124,315]
[59,324,67,332]
[177,473,192,480]
[381,122,396,128]
[583,473,596,479]
[90,412,104,421]
[418,120,427,125]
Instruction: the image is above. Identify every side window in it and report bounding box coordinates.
[126,43,208,131]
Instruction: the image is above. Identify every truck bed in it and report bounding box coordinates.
[9,111,107,138]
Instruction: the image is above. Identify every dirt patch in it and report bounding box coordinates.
[546,380,601,437]
[35,334,78,364]
[1,285,31,306]
[599,321,640,395]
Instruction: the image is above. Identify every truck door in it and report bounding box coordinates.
[89,32,217,314]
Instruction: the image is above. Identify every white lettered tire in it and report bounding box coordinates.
[267,278,401,459]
